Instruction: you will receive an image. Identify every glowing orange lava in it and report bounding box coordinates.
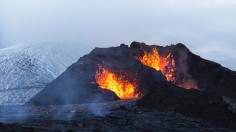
[95,65,138,99]
[139,48,175,82]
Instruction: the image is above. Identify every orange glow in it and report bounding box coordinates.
[95,65,138,99]
[138,48,175,82]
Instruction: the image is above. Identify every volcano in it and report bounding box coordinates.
[0,42,231,130]
[27,42,236,109]
[26,43,167,105]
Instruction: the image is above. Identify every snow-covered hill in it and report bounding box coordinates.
[0,42,81,105]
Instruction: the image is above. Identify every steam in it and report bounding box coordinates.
[88,95,110,117]
[174,45,198,89]
[0,106,30,123]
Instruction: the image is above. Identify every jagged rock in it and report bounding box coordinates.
[187,50,236,99]
[137,81,236,126]
[223,96,236,113]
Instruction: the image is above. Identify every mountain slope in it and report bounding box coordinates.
[0,42,80,105]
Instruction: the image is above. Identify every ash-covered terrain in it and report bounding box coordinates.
[0,42,236,131]
[0,100,233,131]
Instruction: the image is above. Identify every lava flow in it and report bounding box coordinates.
[95,65,139,99]
[138,48,175,82]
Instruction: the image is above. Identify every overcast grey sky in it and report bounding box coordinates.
[0,0,235,70]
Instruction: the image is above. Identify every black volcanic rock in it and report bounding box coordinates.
[137,81,236,126]
[187,50,236,98]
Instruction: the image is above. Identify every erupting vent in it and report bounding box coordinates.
[95,65,139,99]
[138,48,176,82]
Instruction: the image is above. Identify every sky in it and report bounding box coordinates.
[0,0,235,70]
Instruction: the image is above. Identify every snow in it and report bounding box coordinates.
[0,42,80,105]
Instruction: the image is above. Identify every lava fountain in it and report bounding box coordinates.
[138,48,176,82]
[95,65,139,99]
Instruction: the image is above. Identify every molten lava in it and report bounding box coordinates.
[95,65,138,99]
[138,48,175,82]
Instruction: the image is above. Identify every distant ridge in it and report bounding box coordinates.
[0,42,80,105]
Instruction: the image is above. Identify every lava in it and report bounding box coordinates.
[138,48,175,82]
[95,65,138,99]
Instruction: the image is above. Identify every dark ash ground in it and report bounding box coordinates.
[0,100,234,131]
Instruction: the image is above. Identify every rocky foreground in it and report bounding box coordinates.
[0,100,234,131]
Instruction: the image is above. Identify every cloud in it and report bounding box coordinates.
[192,41,236,69]
[0,0,235,70]
[194,42,236,59]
